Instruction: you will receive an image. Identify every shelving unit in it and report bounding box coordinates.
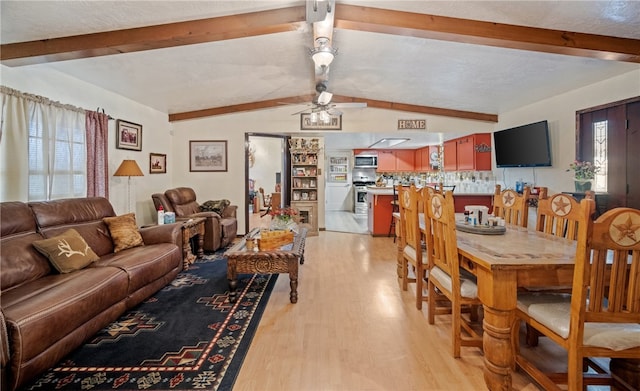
[289,137,320,236]
[328,156,349,183]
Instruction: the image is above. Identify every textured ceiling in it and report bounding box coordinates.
[2,1,639,149]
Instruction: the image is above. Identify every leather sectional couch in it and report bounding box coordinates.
[152,187,238,252]
[0,197,183,391]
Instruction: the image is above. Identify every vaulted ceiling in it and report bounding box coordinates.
[2,1,639,130]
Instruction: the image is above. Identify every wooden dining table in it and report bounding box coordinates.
[394,211,579,390]
[455,225,578,390]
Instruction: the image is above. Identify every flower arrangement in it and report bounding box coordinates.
[269,206,298,222]
[567,160,600,180]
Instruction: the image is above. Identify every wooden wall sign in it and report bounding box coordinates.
[398,119,426,129]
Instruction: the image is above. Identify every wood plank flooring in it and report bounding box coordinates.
[233,229,546,390]
[241,211,615,390]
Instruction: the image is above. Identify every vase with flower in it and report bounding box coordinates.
[567,160,599,192]
[269,206,299,232]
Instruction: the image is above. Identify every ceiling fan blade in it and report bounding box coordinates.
[327,108,342,116]
[291,107,312,115]
[333,102,367,109]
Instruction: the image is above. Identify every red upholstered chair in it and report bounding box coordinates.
[152,187,237,252]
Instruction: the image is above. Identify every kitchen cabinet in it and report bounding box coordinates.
[443,133,491,171]
[415,146,439,171]
[443,140,457,171]
[367,192,394,236]
[456,133,492,171]
[376,149,415,172]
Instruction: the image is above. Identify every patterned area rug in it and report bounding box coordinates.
[21,252,277,391]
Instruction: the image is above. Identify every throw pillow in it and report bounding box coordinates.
[32,229,99,273]
[103,213,144,253]
[200,199,231,215]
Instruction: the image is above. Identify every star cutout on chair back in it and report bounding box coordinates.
[610,212,640,246]
[502,191,516,207]
[551,195,572,216]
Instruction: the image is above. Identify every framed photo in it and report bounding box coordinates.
[189,140,227,172]
[300,113,342,130]
[149,153,166,174]
[116,120,142,151]
[294,168,306,177]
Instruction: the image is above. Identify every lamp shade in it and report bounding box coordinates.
[113,160,144,177]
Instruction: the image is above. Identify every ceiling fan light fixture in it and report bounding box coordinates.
[310,37,336,68]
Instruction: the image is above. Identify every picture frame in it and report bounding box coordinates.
[300,113,342,130]
[189,140,227,172]
[149,153,166,174]
[294,167,306,177]
[116,120,142,151]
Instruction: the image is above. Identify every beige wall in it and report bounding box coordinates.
[2,64,639,232]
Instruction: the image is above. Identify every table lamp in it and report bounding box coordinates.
[113,159,144,213]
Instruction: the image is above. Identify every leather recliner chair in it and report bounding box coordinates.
[152,187,238,252]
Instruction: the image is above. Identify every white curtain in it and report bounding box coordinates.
[0,86,86,202]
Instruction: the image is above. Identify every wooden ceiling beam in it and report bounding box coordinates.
[334,4,640,63]
[169,94,497,123]
[0,6,307,66]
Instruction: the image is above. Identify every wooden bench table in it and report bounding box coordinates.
[225,227,307,304]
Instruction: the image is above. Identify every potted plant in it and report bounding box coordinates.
[567,160,599,192]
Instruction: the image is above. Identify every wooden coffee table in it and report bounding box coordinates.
[225,227,307,304]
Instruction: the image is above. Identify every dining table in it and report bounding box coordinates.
[454,224,578,390]
[394,211,580,390]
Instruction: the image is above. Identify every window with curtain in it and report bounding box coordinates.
[1,86,87,201]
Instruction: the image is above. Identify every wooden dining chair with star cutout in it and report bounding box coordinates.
[493,184,531,228]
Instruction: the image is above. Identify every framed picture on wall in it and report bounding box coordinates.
[116,119,142,151]
[149,153,166,174]
[189,140,227,172]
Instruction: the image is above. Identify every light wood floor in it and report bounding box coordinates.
[233,230,551,391]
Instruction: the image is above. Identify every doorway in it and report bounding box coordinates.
[577,97,640,211]
[245,133,290,233]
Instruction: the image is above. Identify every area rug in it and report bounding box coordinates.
[21,252,278,391]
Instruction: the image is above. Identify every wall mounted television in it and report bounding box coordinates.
[493,120,552,168]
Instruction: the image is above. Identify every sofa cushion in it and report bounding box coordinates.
[165,187,200,216]
[29,197,117,256]
[32,229,99,273]
[1,267,129,370]
[200,199,230,215]
[103,213,144,252]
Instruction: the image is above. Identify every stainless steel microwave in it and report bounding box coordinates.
[354,155,378,168]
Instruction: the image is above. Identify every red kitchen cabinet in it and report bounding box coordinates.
[443,140,457,171]
[457,133,492,171]
[443,134,491,171]
[377,150,396,171]
[376,150,415,172]
[395,150,415,171]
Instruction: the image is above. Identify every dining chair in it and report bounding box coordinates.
[397,184,428,309]
[388,184,400,241]
[515,203,640,390]
[535,189,595,239]
[524,189,596,345]
[492,184,531,227]
[425,191,483,357]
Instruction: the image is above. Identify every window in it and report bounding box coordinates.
[592,120,608,193]
[28,106,87,201]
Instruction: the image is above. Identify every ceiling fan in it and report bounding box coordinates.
[290,91,367,116]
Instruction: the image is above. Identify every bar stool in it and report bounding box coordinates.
[388,184,399,241]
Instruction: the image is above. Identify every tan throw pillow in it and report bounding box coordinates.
[33,229,99,273]
[103,213,144,252]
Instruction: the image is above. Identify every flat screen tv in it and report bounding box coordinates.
[493,120,552,168]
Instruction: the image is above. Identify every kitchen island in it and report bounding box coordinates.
[366,186,494,236]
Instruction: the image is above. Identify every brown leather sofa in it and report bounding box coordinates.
[0,197,183,391]
[152,187,238,252]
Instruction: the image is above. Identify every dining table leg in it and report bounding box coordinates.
[476,268,518,391]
